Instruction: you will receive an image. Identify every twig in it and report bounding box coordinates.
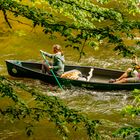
[78,38,87,62]
[2,9,12,29]
[7,18,33,27]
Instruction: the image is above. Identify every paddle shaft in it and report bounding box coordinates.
[40,51,63,90]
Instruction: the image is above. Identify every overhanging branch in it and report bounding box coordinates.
[2,9,12,29]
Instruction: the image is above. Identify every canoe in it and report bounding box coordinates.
[5,60,140,90]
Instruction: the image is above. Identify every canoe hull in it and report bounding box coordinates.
[5,60,140,90]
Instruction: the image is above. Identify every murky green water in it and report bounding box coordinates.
[0,13,140,140]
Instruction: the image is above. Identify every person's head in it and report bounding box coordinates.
[53,44,63,54]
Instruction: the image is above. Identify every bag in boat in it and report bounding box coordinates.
[61,69,83,80]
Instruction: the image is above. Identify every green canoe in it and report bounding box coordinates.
[5,60,140,90]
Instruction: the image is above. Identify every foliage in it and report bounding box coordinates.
[0,76,100,139]
[0,0,140,139]
[0,0,140,59]
[113,89,140,140]
[113,127,140,140]
[121,89,140,117]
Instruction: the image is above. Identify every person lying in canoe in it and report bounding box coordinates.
[40,44,65,76]
[109,55,140,83]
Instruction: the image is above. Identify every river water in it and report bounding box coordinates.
[0,14,140,140]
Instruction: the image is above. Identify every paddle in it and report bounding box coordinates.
[40,50,63,90]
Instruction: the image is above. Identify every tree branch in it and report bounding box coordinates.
[78,37,87,62]
[8,18,33,27]
[2,9,12,29]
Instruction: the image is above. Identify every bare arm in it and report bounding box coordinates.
[40,50,54,58]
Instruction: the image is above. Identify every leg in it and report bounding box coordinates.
[114,78,128,83]
[115,68,132,82]
[109,68,133,83]
[42,60,47,73]
[114,77,139,83]
[42,60,52,74]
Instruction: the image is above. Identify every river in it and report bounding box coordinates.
[0,14,140,140]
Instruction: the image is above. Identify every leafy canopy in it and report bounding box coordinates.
[0,0,140,58]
